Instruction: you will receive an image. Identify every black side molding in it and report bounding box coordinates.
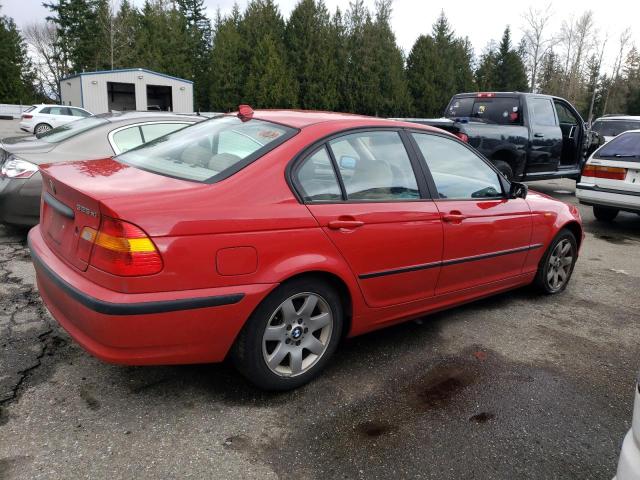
[359,244,544,280]
[29,238,244,316]
[43,192,75,219]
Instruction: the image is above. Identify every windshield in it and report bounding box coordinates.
[116,116,296,182]
[36,116,108,143]
[592,119,640,137]
[596,132,640,160]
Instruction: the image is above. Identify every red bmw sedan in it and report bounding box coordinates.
[28,108,583,390]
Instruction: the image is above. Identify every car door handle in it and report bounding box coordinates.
[442,211,466,223]
[328,219,364,230]
[534,133,545,138]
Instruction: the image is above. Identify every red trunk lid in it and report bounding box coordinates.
[39,158,207,270]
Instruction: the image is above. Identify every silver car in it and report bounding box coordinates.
[0,112,204,226]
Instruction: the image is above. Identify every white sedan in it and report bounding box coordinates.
[614,376,640,480]
[19,104,92,135]
[576,129,640,221]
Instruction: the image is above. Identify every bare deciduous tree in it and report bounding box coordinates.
[521,4,556,93]
[23,21,67,101]
[602,27,632,115]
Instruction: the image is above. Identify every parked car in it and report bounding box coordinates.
[614,373,640,480]
[576,129,640,221]
[28,107,583,391]
[1,111,203,226]
[394,92,592,181]
[592,115,640,143]
[19,104,93,134]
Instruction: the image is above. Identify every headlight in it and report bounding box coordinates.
[0,156,38,179]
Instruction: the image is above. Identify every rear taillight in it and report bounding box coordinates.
[22,114,32,119]
[582,164,627,180]
[81,217,163,276]
[455,132,469,143]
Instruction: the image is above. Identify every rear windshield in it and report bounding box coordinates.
[24,106,36,113]
[446,96,522,125]
[37,116,107,143]
[592,119,640,137]
[116,116,296,183]
[596,132,640,161]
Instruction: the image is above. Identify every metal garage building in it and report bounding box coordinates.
[59,68,194,114]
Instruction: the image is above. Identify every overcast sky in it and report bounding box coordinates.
[4,0,639,70]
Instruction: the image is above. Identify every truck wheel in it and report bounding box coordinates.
[593,205,618,222]
[493,160,513,181]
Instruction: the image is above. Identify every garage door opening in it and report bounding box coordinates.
[107,82,136,111]
[146,85,173,111]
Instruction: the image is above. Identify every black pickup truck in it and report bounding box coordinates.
[396,92,592,181]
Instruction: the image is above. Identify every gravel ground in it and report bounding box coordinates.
[0,178,639,479]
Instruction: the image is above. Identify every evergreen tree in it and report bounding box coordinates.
[475,44,499,91]
[113,0,141,69]
[537,49,564,95]
[285,0,338,110]
[176,0,212,110]
[44,0,103,72]
[625,47,640,115]
[0,5,38,103]
[407,12,475,116]
[208,7,245,111]
[494,26,528,91]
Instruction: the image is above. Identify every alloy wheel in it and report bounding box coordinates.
[546,238,574,292]
[35,124,51,134]
[262,292,333,377]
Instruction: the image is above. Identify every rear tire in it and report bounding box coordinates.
[231,277,343,391]
[534,229,578,294]
[493,160,514,181]
[34,123,52,135]
[593,205,618,222]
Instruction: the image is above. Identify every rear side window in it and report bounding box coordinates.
[112,126,144,153]
[116,116,295,183]
[328,131,419,201]
[295,147,342,201]
[40,107,51,114]
[530,98,557,126]
[596,132,640,161]
[446,97,521,125]
[413,133,503,199]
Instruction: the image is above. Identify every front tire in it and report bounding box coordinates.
[231,277,343,391]
[593,205,618,222]
[534,229,578,294]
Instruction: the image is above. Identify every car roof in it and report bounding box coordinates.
[94,111,204,123]
[594,115,640,121]
[246,109,445,133]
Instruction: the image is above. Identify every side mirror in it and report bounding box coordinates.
[509,181,528,199]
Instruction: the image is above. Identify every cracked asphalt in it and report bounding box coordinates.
[1,164,639,478]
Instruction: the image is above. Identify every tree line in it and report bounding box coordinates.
[2,0,639,121]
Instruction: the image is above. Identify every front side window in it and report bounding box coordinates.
[116,116,295,182]
[328,131,420,201]
[412,133,503,199]
[555,102,578,125]
[70,108,91,117]
[295,147,342,201]
[530,98,557,126]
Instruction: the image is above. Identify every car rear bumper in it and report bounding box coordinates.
[616,383,640,480]
[18,120,33,133]
[28,225,276,365]
[576,183,640,213]
[0,175,41,226]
